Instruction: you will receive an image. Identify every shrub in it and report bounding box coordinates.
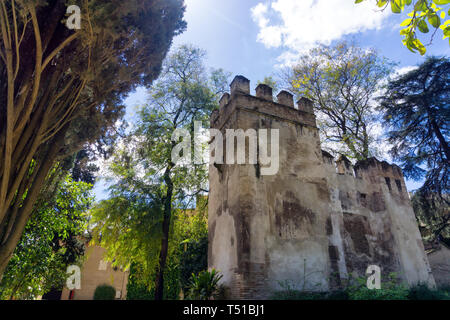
[93,284,116,300]
[344,273,409,300]
[407,284,449,300]
[347,285,409,300]
[179,236,208,293]
[186,269,223,300]
[270,274,450,300]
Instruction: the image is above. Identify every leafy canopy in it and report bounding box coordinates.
[90,44,228,298]
[378,56,449,196]
[0,175,92,300]
[355,0,450,55]
[289,41,393,160]
[0,0,186,276]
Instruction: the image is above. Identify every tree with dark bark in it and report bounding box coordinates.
[378,56,449,197]
[0,0,186,277]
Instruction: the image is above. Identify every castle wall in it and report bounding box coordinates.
[208,76,435,299]
[324,156,434,287]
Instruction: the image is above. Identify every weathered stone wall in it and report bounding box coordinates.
[427,245,450,287]
[208,75,435,299]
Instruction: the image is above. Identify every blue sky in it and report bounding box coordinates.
[93,0,450,200]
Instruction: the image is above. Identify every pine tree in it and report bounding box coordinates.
[378,56,449,197]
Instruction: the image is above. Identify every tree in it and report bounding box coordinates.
[288,41,393,160]
[378,56,449,197]
[257,76,279,93]
[125,201,208,300]
[0,0,186,277]
[355,0,450,55]
[90,44,229,300]
[411,191,449,244]
[0,175,92,300]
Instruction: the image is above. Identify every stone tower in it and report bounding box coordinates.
[208,75,435,299]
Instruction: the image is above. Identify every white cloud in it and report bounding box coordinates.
[251,0,391,65]
[392,65,418,78]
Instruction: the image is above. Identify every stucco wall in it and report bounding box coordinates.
[61,245,129,300]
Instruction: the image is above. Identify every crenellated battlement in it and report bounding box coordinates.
[321,151,409,199]
[321,152,404,179]
[212,75,316,131]
[354,157,404,179]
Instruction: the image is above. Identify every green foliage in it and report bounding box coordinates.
[125,198,208,300]
[126,263,154,300]
[356,0,450,54]
[271,280,331,300]
[179,236,208,293]
[290,41,393,160]
[345,275,409,300]
[90,196,164,284]
[271,276,450,300]
[271,290,350,300]
[186,269,223,300]
[411,191,449,243]
[407,283,450,299]
[92,44,226,299]
[257,76,279,93]
[378,56,449,197]
[176,197,209,293]
[124,201,208,300]
[0,0,186,278]
[126,260,181,300]
[272,271,450,300]
[93,284,116,300]
[0,176,92,300]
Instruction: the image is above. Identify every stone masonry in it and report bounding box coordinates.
[208,75,435,299]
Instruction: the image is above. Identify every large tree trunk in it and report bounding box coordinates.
[154,164,174,300]
[429,116,450,162]
[0,128,67,278]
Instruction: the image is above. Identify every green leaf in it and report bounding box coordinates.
[391,0,403,13]
[433,0,450,5]
[413,38,427,55]
[415,0,428,11]
[400,18,413,26]
[400,28,410,35]
[443,25,450,38]
[354,0,364,3]
[418,19,430,32]
[428,13,441,28]
[377,0,388,8]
